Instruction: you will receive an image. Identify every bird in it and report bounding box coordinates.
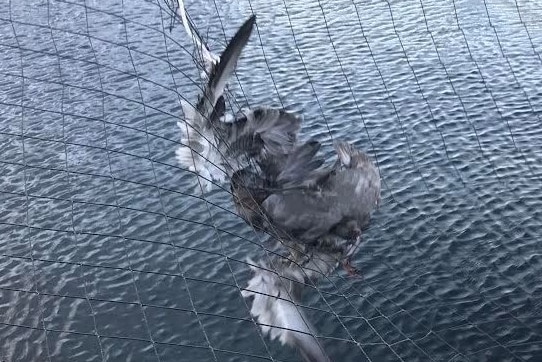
[171,4,382,361]
[172,2,303,192]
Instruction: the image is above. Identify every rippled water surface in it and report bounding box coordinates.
[1,0,542,361]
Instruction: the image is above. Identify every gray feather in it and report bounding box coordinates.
[176,15,256,190]
[220,106,303,159]
[198,15,256,117]
[262,191,342,241]
[275,141,325,187]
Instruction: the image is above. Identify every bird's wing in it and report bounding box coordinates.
[242,259,331,362]
[218,106,303,161]
[196,15,256,121]
[333,169,380,214]
[244,107,303,156]
[176,15,256,189]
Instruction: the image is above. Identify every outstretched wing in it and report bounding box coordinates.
[196,15,256,122]
[176,15,256,190]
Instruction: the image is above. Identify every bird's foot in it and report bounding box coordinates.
[350,227,362,241]
[342,258,361,278]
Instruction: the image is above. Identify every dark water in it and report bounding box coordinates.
[1,0,542,361]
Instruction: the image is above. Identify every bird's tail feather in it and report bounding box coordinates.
[242,259,331,362]
[333,141,355,167]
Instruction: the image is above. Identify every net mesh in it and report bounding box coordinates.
[1,0,541,361]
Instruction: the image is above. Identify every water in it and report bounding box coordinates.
[1,0,542,361]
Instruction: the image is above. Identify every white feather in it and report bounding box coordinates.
[173,0,219,76]
[242,259,330,362]
[176,100,227,191]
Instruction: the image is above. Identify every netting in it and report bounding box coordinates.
[1,0,542,361]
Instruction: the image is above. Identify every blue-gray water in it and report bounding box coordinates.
[1,0,542,361]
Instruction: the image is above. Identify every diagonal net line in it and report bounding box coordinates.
[410,0,542,340]
[166,7,392,356]
[479,0,542,159]
[297,0,542,359]
[164,6,374,323]
[415,0,526,195]
[349,0,431,193]
[165,1,333,359]
[383,0,540,303]
[232,0,500,360]
[257,5,408,357]
[513,0,542,64]
[1,0,255,188]
[46,0,105,359]
[1,230,539,327]
[159,3,362,359]
[415,0,542,339]
[278,0,334,140]
[83,0,542,356]
[449,0,540,180]
[118,1,211,359]
[2,229,541,337]
[83,1,216,359]
[55,0,213,93]
[388,0,542,325]
[296,1,438,359]
[315,0,400,207]
[413,0,542,228]
[81,2,160,360]
[0,319,281,362]
[236,2,420,359]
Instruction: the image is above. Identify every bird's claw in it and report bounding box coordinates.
[350,227,362,241]
[342,258,361,278]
